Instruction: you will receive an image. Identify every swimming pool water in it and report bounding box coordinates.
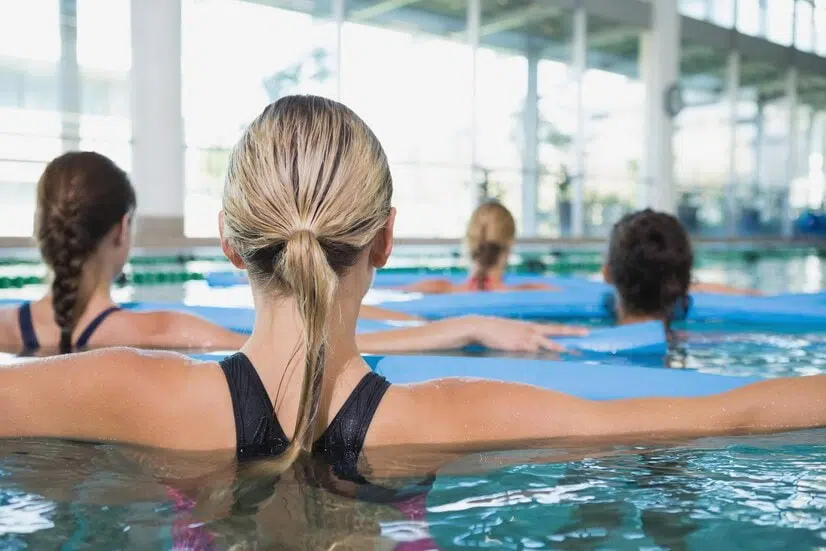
[1,251,826,549]
[0,434,825,550]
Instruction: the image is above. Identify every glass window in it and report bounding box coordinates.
[816,4,826,55]
[77,0,132,179]
[737,0,761,35]
[538,58,577,238]
[796,0,815,51]
[0,0,60,236]
[676,44,729,237]
[766,0,795,46]
[679,0,709,20]
[340,8,472,238]
[182,0,337,237]
[583,17,643,237]
[474,48,527,232]
[710,0,737,27]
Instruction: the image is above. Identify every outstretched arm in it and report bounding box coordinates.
[356,316,586,354]
[396,279,457,294]
[358,305,424,322]
[372,374,826,448]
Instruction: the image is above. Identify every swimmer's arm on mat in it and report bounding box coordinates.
[358,305,423,322]
[396,279,457,294]
[356,316,586,354]
[370,375,826,447]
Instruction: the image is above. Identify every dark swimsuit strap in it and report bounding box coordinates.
[17,303,121,352]
[75,306,122,349]
[17,302,39,352]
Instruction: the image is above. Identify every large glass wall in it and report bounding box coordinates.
[0,0,130,237]
[737,60,788,235]
[675,43,729,236]
[181,0,336,237]
[3,0,825,241]
[340,2,472,238]
[536,12,575,238]
[582,15,644,237]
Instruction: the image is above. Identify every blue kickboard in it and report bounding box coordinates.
[191,353,759,400]
[555,321,666,355]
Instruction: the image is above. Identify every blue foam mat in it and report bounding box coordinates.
[0,297,662,354]
[377,289,609,319]
[191,353,759,400]
[126,301,663,355]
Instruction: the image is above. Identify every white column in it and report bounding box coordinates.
[571,6,587,237]
[468,0,482,206]
[783,67,799,237]
[130,0,185,243]
[521,52,539,236]
[725,50,740,236]
[59,0,80,151]
[639,0,680,214]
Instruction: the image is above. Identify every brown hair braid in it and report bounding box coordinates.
[34,152,136,353]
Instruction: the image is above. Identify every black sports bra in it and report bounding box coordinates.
[17,302,121,353]
[218,352,390,466]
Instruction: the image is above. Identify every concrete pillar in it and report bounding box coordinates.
[59,0,80,151]
[130,0,185,244]
[639,0,680,214]
[521,52,539,236]
[783,67,799,237]
[571,6,587,237]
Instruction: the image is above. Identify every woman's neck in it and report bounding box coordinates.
[242,293,363,383]
[615,301,664,326]
[471,264,505,284]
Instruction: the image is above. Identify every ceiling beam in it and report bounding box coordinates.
[451,3,563,40]
[349,0,424,23]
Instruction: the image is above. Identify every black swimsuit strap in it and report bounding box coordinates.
[17,302,39,352]
[75,306,122,349]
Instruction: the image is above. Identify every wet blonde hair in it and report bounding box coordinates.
[221,96,393,471]
[466,201,516,289]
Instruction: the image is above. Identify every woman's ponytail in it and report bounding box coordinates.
[267,229,338,471]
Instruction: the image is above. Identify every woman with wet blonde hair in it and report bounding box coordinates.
[1,96,825,473]
[402,201,555,293]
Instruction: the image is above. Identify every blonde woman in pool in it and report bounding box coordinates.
[0,152,580,356]
[401,201,556,294]
[0,96,824,470]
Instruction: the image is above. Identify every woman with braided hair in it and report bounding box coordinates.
[0,151,251,355]
[0,96,823,466]
[0,151,582,356]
